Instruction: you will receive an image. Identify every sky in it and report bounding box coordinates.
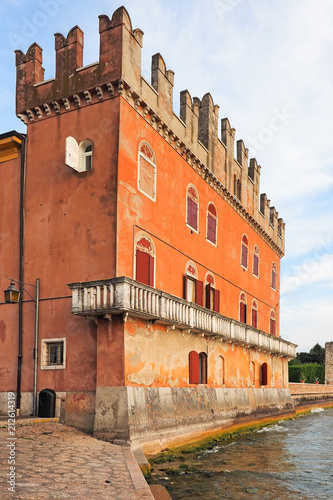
[1,0,333,352]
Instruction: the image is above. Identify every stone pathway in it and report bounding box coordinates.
[0,421,153,499]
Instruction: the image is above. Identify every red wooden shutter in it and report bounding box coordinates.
[148,254,154,286]
[207,214,216,244]
[195,280,203,306]
[252,308,257,328]
[189,351,200,384]
[240,302,246,323]
[183,274,188,300]
[213,289,220,313]
[262,363,268,386]
[241,244,248,268]
[187,197,192,227]
[187,198,198,230]
[136,250,150,285]
[270,318,276,336]
[253,255,259,276]
[205,284,211,309]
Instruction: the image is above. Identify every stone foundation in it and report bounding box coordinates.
[89,386,293,453]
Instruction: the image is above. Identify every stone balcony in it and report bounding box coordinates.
[68,276,297,358]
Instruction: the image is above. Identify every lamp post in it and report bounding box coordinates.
[4,277,40,416]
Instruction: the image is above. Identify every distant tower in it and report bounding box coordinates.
[325,342,333,383]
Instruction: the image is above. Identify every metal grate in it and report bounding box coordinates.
[46,342,64,365]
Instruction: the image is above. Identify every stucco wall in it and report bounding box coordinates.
[124,317,288,389]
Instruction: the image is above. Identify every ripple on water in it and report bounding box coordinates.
[150,409,333,500]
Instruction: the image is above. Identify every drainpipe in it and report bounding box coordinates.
[17,134,26,416]
[33,277,40,416]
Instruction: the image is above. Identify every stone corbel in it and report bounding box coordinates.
[26,109,35,122]
[134,98,142,110]
[43,104,51,116]
[122,312,128,323]
[52,101,60,114]
[83,90,92,104]
[142,104,150,118]
[95,86,104,100]
[73,94,81,108]
[62,98,70,110]
[17,113,28,124]
[117,79,124,95]
[107,82,114,96]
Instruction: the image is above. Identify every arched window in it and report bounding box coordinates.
[199,352,208,384]
[251,300,258,329]
[65,137,93,172]
[138,141,156,201]
[186,185,199,232]
[189,351,207,384]
[241,235,248,269]
[253,245,259,278]
[205,273,220,313]
[184,261,203,305]
[219,355,225,386]
[81,142,93,171]
[135,233,155,287]
[270,310,276,336]
[239,292,247,324]
[271,263,277,290]
[206,203,217,245]
[261,362,268,386]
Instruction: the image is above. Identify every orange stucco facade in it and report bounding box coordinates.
[0,7,296,449]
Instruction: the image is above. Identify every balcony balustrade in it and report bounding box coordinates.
[68,276,296,358]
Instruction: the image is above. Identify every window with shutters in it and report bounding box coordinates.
[41,338,66,370]
[186,185,199,232]
[138,141,156,201]
[205,273,220,313]
[184,261,203,306]
[239,292,247,324]
[271,263,277,290]
[135,234,155,287]
[261,362,268,386]
[65,137,93,172]
[206,203,217,245]
[251,300,258,329]
[241,234,249,269]
[270,310,276,336]
[253,245,259,278]
[189,351,207,384]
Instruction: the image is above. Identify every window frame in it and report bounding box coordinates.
[206,203,217,246]
[41,338,66,370]
[137,141,157,202]
[186,185,199,233]
[270,309,276,336]
[251,299,258,329]
[239,292,247,324]
[241,234,249,270]
[252,245,259,278]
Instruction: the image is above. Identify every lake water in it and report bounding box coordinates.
[149,408,333,499]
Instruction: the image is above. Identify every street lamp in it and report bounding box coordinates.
[3,280,20,303]
[4,276,40,416]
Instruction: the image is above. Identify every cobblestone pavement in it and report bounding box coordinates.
[0,421,153,500]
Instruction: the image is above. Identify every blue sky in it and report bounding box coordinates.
[1,0,333,352]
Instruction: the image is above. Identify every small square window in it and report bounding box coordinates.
[41,338,66,370]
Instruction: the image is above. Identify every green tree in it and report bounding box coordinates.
[310,343,325,365]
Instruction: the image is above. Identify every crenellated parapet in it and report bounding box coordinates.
[14,5,285,256]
